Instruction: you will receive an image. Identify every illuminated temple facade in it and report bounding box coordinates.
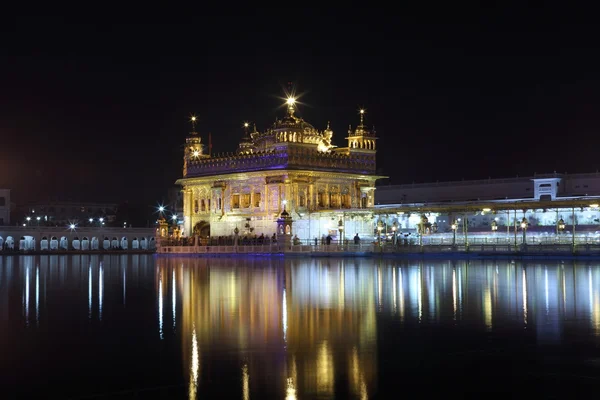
[176,97,385,240]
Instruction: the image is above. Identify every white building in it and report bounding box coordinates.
[374,172,600,235]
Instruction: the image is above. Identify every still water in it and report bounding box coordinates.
[0,255,599,398]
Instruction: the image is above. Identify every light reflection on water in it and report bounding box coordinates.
[0,255,599,398]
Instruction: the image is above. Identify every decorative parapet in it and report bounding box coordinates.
[184,147,376,177]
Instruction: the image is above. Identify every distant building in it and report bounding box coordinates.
[0,189,10,225]
[17,201,118,226]
[374,172,600,234]
[376,172,600,204]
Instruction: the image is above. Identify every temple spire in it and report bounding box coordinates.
[190,114,198,132]
[286,97,296,116]
[359,109,365,126]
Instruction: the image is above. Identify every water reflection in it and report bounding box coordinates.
[151,258,600,399]
[1,256,600,398]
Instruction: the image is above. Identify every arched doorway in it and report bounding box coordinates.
[193,221,210,237]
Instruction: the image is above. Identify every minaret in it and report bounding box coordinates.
[346,108,377,151]
[183,115,206,177]
[238,122,255,154]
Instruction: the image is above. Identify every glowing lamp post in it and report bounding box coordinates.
[392,222,397,245]
[558,218,565,233]
[26,216,31,226]
[338,219,344,245]
[521,217,529,245]
[491,220,498,232]
[451,220,458,245]
[36,216,41,226]
[376,220,383,245]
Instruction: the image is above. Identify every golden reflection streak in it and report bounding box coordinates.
[317,341,334,395]
[286,356,297,400]
[283,288,287,344]
[242,363,249,400]
[350,346,369,400]
[189,324,199,400]
[286,377,297,400]
[483,287,492,330]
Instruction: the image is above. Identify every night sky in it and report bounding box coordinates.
[2,10,599,207]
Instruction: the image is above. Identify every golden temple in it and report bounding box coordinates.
[176,94,386,241]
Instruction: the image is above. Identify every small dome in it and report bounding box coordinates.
[280,209,289,217]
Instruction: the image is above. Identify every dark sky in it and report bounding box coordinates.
[1,10,599,205]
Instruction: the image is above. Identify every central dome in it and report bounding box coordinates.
[245,95,336,152]
[272,114,317,133]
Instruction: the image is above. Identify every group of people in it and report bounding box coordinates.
[170,232,366,247]
[303,233,362,246]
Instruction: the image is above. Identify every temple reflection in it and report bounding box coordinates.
[164,257,377,399]
[284,258,378,399]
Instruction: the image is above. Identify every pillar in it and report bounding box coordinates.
[183,189,193,236]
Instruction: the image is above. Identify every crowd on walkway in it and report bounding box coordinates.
[161,232,366,247]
